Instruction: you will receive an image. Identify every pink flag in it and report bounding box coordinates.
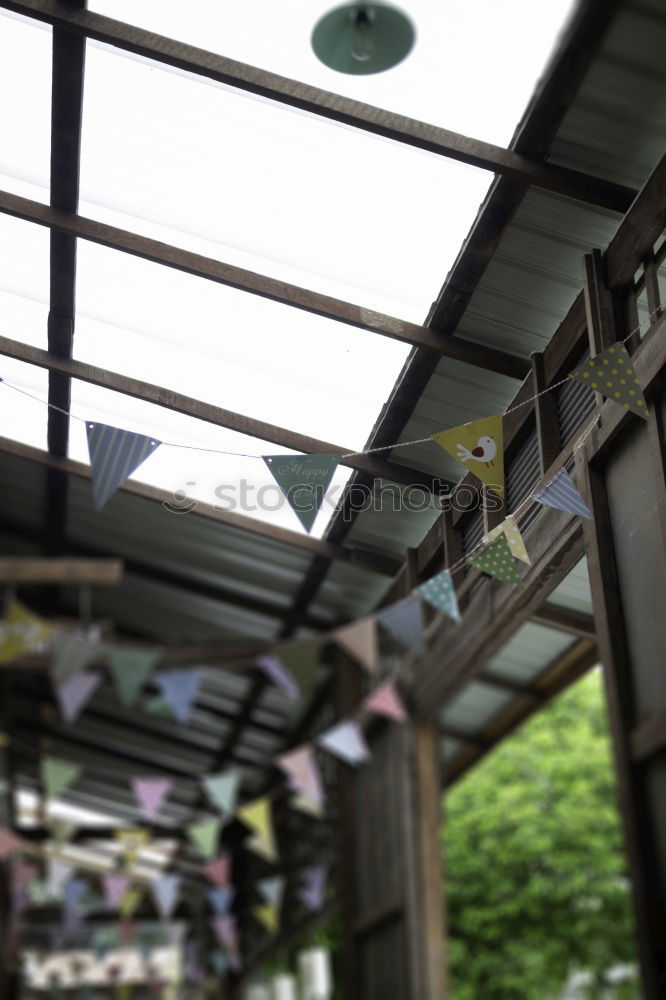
[102,874,130,908]
[131,778,171,822]
[0,828,24,859]
[276,745,324,807]
[364,681,408,724]
[55,671,102,724]
[211,915,241,971]
[203,855,231,889]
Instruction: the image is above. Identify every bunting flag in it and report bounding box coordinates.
[377,595,425,652]
[55,671,102,724]
[187,818,222,861]
[263,453,340,533]
[47,858,73,896]
[115,828,150,867]
[120,886,143,920]
[60,904,84,943]
[256,653,299,701]
[207,887,235,915]
[297,866,327,912]
[333,617,378,673]
[415,570,461,623]
[534,468,593,519]
[50,632,99,687]
[276,746,324,809]
[292,794,325,818]
[102,874,131,909]
[202,770,241,818]
[86,422,162,510]
[257,875,286,910]
[0,599,52,664]
[237,798,278,863]
[131,778,171,822]
[64,877,88,909]
[0,828,24,859]
[209,951,229,976]
[571,343,648,418]
[432,414,504,496]
[483,515,531,564]
[210,915,241,971]
[273,638,324,700]
[468,533,524,588]
[50,817,77,847]
[364,681,407,724]
[316,720,370,767]
[203,855,231,889]
[107,648,160,707]
[154,669,201,724]
[42,756,81,801]
[151,875,180,920]
[253,904,279,934]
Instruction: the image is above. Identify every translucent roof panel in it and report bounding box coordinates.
[0,214,50,350]
[79,41,494,320]
[0,10,52,203]
[70,238,416,537]
[90,0,576,145]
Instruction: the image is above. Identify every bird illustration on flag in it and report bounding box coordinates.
[431,415,504,496]
[456,434,498,468]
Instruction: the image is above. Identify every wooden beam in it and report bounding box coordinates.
[0,189,530,382]
[0,334,447,492]
[0,0,637,212]
[444,640,598,785]
[0,436,400,577]
[530,604,596,639]
[44,0,86,570]
[631,711,666,763]
[0,557,123,585]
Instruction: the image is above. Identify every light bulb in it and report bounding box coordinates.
[351,6,375,62]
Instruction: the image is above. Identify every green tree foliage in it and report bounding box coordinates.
[444,670,638,999]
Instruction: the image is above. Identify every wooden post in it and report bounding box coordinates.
[576,253,666,997]
[531,350,562,475]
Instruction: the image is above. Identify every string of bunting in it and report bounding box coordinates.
[0,308,656,531]
[0,315,658,975]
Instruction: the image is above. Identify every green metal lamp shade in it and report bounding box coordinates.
[312,3,415,75]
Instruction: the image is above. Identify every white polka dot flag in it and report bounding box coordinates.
[534,468,593,520]
[415,569,461,623]
[468,533,524,588]
[571,342,648,418]
[364,681,408,724]
[483,515,531,564]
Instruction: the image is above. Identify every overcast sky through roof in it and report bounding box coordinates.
[0,1,575,537]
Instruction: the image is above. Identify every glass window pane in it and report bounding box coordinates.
[89,0,576,145]
[0,10,52,203]
[79,42,493,319]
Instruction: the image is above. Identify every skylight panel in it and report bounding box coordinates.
[0,10,52,202]
[90,0,577,145]
[79,40,494,321]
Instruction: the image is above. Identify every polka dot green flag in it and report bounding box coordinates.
[468,533,524,589]
[571,343,648,418]
[415,570,461,623]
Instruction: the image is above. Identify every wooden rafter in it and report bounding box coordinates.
[0,436,401,577]
[0,334,450,492]
[0,557,123,584]
[0,189,529,381]
[0,0,637,212]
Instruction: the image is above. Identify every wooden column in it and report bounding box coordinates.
[531,350,562,475]
[576,253,666,998]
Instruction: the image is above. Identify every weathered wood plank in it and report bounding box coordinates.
[0,557,123,584]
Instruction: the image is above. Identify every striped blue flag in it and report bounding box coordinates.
[534,468,593,519]
[86,422,161,510]
[377,594,425,652]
